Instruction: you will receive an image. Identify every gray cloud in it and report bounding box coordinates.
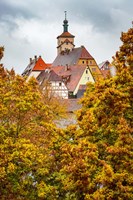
[56,0,133,32]
[0,1,31,19]
[1,0,132,32]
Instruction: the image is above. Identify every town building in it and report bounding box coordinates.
[22,55,50,80]
[98,60,117,78]
[98,60,110,78]
[37,64,95,99]
[22,13,104,99]
[57,11,75,55]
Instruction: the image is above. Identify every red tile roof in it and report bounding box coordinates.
[22,56,49,76]
[80,46,93,59]
[46,63,52,67]
[57,31,75,38]
[51,65,86,92]
[33,57,49,71]
[37,69,62,83]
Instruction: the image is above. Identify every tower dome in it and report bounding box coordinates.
[63,11,68,32]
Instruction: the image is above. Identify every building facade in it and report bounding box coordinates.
[22,13,103,99]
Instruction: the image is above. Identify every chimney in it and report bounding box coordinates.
[65,64,69,71]
[30,58,32,64]
[34,55,37,62]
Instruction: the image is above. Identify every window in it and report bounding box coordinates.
[86,60,88,64]
[90,61,92,64]
[59,82,62,86]
[82,60,84,64]
[104,64,109,70]
[86,70,88,74]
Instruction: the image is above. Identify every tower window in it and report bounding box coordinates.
[86,70,88,74]
[82,61,84,64]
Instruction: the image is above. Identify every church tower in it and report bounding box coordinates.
[57,11,75,55]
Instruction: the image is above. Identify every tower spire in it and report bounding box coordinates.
[57,12,75,55]
[64,11,67,20]
[63,11,68,32]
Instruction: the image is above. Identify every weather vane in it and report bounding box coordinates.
[64,11,67,20]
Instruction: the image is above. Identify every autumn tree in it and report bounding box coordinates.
[0,48,64,199]
[58,27,133,199]
[113,27,133,74]
[0,46,4,61]
[0,26,132,199]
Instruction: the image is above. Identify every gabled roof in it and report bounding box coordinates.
[37,65,87,93]
[37,69,62,84]
[22,56,49,76]
[98,60,110,69]
[80,46,93,59]
[57,31,75,39]
[51,65,86,92]
[33,57,48,71]
[52,46,93,67]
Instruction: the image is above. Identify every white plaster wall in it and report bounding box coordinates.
[27,71,41,80]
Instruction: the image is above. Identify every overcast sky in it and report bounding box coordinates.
[0,0,132,74]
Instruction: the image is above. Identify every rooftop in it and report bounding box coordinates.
[57,31,75,38]
[22,56,49,76]
[51,65,86,92]
[52,46,93,67]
